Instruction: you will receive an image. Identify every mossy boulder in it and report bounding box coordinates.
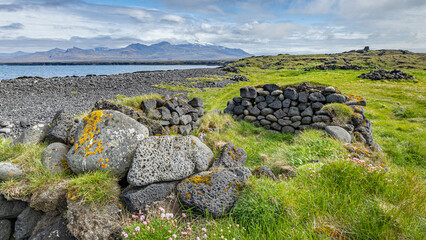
[67,110,149,178]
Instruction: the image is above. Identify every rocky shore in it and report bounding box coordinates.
[0,68,230,138]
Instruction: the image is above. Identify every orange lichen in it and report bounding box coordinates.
[188,174,212,186]
[347,94,366,104]
[186,193,191,199]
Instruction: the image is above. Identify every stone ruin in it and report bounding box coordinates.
[358,69,414,81]
[224,82,378,148]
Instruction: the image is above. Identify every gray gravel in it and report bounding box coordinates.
[0,68,229,138]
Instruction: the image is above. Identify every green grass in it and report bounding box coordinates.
[113,94,162,108]
[322,103,354,124]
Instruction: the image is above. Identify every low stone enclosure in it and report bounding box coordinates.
[224,82,378,148]
[358,69,415,81]
[0,84,379,239]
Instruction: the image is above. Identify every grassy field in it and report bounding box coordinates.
[1,50,425,239]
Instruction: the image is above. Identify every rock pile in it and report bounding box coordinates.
[308,64,366,71]
[140,96,204,135]
[224,83,378,148]
[358,69,414,81]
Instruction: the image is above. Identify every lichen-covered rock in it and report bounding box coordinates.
[325,126,352,143]
[15,206,44,240]
[127,136,214,186]
[120,182,177,212]
[67,110,149,177]
[0,162,23,180]
[45,110,74,144]
[177,167,251,217]
[252,166,277,180]
[67,201,120,240]
[211,143,247,169]
[42,143,70,174]
[0,194,27,218]
[30,181,68,212]
[0,219,12,240]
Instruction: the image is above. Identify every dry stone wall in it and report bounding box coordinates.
[224,82,377,148]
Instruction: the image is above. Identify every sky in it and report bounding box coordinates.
[0,0,425,55]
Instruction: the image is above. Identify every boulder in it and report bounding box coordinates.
[137,116,168,136]
[67,110,149,177]
[0,194,27,218]
[288,107,300,117]
[15,206,44,240]
[240,87,257,99]
[248,106,261,116]
[282,126,295,134]
[0,162,23,180]
[29,214,76,240]
[188,97,203,108]
[67,201,120,240]
[41,143,70,174]
[30,181,68,213]
[212,143,247,169]
[263,84,279,92]
[325,126,352,143]
[326,94,346,103]
[45,110,74,144]
[273,109,287,119]
[266,115,278,122]
[301,107,313,117]
[0,219,12,240]
[127,136,213,186]
[284,88,298,100]
[298,91,308,103]
[269,100,282,109]
[278,119,292,126]
[309,92,325,102]
[140,99,157,113]
[177,167,251,217]
[12,124,49,145]
[271,90,283,96]
[282,99,291,108]
[120,182,177,212]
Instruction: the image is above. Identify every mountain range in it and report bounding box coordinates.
[0,42,250,62]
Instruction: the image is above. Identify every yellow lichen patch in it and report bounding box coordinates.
[186,193,191,199]
[74,111,111,162]
[188,174,212,186]
[347,94,366,104]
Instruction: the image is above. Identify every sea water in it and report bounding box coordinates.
[0,65,219,80]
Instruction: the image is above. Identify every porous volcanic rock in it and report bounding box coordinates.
[211,143,247,169]
[67,110,149,177]
[127,135,214,186]
[177,167,251,217]
[120,182,177,212]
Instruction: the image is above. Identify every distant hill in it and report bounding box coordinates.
[0,42,251,62]
[225,48,426,71]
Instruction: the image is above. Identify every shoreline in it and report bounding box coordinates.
[0,68,232,137]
